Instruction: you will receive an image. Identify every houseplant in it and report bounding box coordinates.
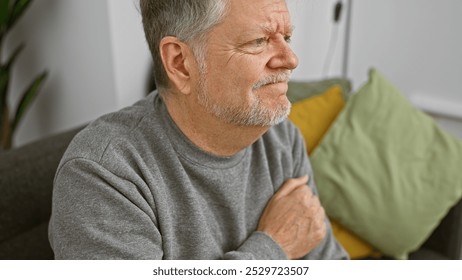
[0,0,47,150]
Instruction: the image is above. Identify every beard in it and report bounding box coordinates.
[196,71,292,127]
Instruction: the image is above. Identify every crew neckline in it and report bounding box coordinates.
[153,93,248,169]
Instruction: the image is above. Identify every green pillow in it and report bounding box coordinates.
[311,69,462,259]
[287,78,351,104]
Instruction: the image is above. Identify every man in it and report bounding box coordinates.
[49,0,348,260]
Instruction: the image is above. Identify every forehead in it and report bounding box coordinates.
[223,0,292,34]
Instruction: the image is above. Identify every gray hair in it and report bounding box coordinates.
[140,0,230,92]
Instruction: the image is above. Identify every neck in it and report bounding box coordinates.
[162,92,269,157]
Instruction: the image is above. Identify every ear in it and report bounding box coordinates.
[159,36,196,95]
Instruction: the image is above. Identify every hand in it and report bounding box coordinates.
[257,176,327,259]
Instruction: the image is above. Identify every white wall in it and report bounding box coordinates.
[6,0,117,147]
[107,0,152,108]
[289,0,347,80]
[349,0,462,99]
[5,0,151,147]
[347,0,462,138]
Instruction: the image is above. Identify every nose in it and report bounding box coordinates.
[267,37,299,71]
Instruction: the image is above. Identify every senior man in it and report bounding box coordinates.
[49,0,348,260]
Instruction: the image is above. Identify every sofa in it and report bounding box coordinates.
[0,126,82,260]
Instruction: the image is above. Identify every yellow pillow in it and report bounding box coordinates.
[288,85,381,259]
[330,218,382,259]
[288,85,344,155]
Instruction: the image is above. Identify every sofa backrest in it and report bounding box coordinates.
[0,126,83,260]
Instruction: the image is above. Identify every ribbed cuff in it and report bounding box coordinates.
[237,231,288,260]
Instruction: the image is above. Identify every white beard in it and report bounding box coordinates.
[197,72,292,127]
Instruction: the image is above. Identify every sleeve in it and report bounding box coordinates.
[225,123,349,260]
[49,158,163,259]
[223,231,288,260]
[291,126,350,260]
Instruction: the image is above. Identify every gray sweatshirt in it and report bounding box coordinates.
[49,92,348,260]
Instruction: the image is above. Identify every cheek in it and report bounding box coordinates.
[206,54,267,96]
[231,63,265,90]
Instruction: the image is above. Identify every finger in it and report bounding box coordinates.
[276,175,309,197]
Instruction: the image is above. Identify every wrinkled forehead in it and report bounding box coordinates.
[224,0,292,34]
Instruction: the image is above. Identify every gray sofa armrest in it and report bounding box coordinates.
[0,126,84,259]
[411,198,462,260]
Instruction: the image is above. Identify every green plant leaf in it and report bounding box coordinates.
[0,63,10,148]
[11,70,47,132]
[0,43,24,119]
[0,0,10,28]
[6,0,31,32]
[5,43,24,67]
[0,65,9,125]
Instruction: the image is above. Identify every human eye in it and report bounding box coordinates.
[236,37,268,54]
[284,34,292,43]
[254,37,269,47]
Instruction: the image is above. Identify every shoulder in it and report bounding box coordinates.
[60,93,160,166]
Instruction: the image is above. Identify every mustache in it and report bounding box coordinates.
[252,71,292,91]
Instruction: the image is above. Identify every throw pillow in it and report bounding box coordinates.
[310,69,462,259]
[288,85,380,259]
[289,85,344,155]
[287,78,351,104]
[330,218,382,259]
